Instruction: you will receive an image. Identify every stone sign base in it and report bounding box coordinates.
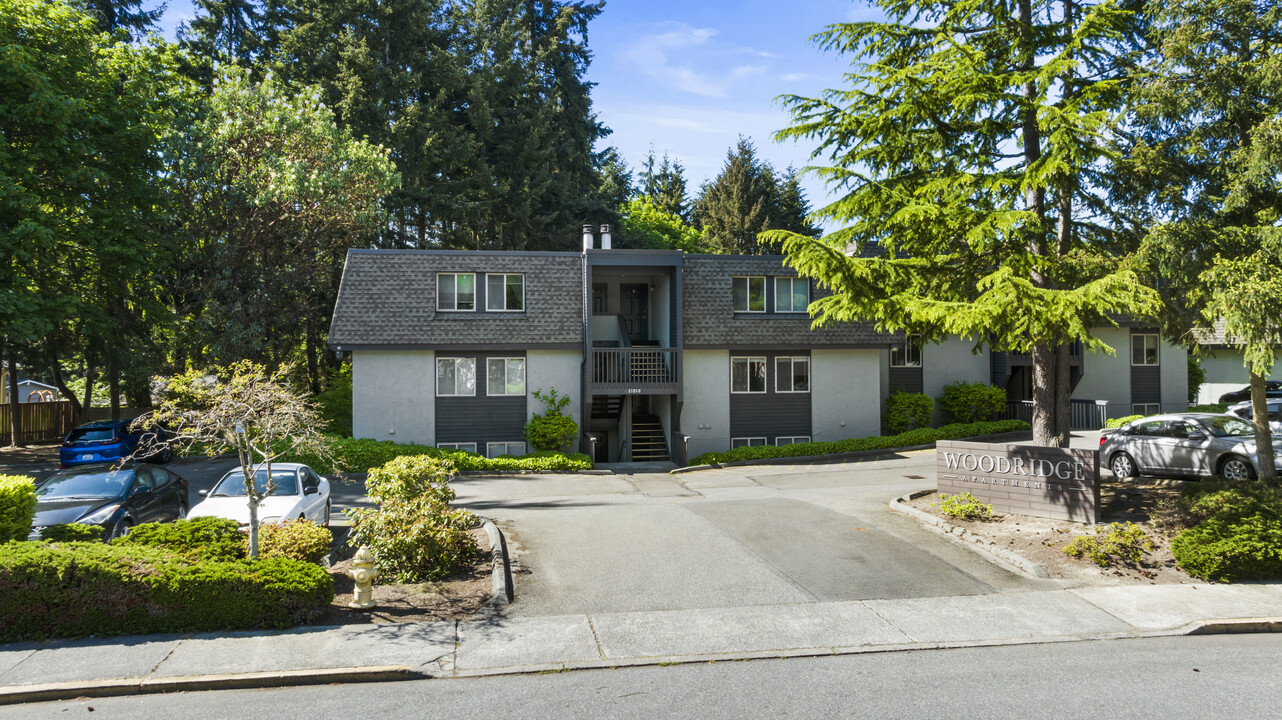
[936,440,1100,524]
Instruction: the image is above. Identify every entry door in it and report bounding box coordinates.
[620,284,649,343]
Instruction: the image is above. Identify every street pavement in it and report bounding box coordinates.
[5,435,1282,703]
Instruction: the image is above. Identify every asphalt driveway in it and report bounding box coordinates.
[451,450,1069,618]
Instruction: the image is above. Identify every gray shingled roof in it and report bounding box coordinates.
[328,250,584,348]
[681,255,898,347]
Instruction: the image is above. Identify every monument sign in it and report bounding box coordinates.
[936,440,1100,523]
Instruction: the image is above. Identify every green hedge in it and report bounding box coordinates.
[280,436,593,474]
[0,542,333,641]
[115,517,246,561]
[1188,403,1229,414]
[40,524,106,542]
[690,420,1031,466]
[0,475,37,543]
[1171,483,1282,582]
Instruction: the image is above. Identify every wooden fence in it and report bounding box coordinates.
[0,402,78,443]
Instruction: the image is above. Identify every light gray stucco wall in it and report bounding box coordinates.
[653,275,671,347]
[1160,341,1188,413]
[1072,328,1131,419]
[526,350,582,427]
[922,337,989,424]
[1197,348,1282,404]
[352,350,435,445]
[681,349,730,458]
[811,349,881,441]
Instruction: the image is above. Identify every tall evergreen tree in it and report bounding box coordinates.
[772,166,822,238]
[74,0,162,40]
[639,150,690,220]
[182,0,263,66]
[769,0,1160,447]
[694,138,777,255]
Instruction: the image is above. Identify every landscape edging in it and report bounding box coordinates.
[889,489,1052,580]
[480,517,514,607]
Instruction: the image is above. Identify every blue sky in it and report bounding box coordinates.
[150,1,878,220]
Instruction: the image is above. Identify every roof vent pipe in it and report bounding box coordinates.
[582,224,595,251]
[600,224,612,250]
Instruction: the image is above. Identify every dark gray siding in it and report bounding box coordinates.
[1131,366,1161,404]
[888,366,923,394]
[728,352,812,442]
[990,352,1008,388]
[434,352,527,448]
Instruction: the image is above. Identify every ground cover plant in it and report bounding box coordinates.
[1062,522,1156,568]
[937,492,993,521]
[1171,482,1282,582]
[281,436,592,474]
[115,517,245,561]
[691,420,1029,465]
[0,542,333,641]
[347,456,477,583]
[39,524,105,542]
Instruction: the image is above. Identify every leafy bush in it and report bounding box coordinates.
[1187,403,1229,414]
[347,456,477,582]
[0,475,37,543]
[314,362,353,437]
[690,420,1030,465]
[1062,522,1155,567]
[525,388,579,451]
[885,392,934,434]
[257,519,333,564]
[937,382,1007,424]
[280,435,592,474]
[1188,356,1206,404]
[1104,414,1144,429]
[40,524,105,542]
[938,492,993,520]
[0,543,333,641]
[115,517,245,561]
[1171,483,1282,582]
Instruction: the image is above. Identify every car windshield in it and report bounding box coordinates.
[212,470,298,496]
[1200,416,1256,438]
[37,469,131,500]
[66,427,116,443]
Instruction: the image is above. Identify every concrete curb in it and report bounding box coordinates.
[669,431,1032,474]
[1185,617,1282,635]
[0,665,424,706]
[889,489,1051,580]
[480,517,514,607]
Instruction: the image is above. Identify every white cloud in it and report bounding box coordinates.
[625,23,778,99]
[780,72,810,82]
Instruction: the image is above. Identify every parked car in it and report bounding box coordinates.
[28,464,189,540]
[1227,400,1282,434]
[59,419,173,469]
[1216,382,1282,404]
[1100,412,1282,481]
[188,463,331,528]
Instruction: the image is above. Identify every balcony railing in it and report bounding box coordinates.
[1001,399,1109,430]
[591,347,680,393]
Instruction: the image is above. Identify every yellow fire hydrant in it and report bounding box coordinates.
[348,546,379,609]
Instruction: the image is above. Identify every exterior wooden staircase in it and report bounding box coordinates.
[630,414,669,461]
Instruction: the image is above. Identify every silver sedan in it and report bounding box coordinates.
[1100,413,1282,481]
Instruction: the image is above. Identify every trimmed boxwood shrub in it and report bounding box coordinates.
[280,436,592,474]
[691,420,1030,466]
[0,542,333,641]
[257,519,333,564]
[0,475,37,542]
[40,524,106,542]
[885,392,933,434]
[1171,483,1282,582]
[114,517,245,561]
[937,382,1006,424]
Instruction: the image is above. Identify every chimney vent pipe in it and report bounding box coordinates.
[582,224,595,251]
[600,224,612,250]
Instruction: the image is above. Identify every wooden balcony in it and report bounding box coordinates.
[591,348,680,394]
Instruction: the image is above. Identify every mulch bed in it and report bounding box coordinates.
[314,526,494,624]
[910,479,1202,585]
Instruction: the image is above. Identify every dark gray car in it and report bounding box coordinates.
[1100,413,1282,481]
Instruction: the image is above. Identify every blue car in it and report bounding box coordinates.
[59,419,173,468]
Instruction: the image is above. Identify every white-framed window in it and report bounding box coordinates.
[776,357,810,393]
[1132,403,1160,416]
[487,441,526,458]
[1132,333,1159,366]
[732,276,766,312]
[437,273,476,311]
[731,356,767,393]
[774,277,809,313]
[439,442,477,453]
[486,273,525,311]
[776,436,811,446]
[436,357,476,396]
[891,334,922,368]
[731,437,767,449]
[486,357,526,396]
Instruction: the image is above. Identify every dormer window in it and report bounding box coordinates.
[775,277,809,313]
[438,273,476,311]
[733,276,765,312]
[486,274,525,311]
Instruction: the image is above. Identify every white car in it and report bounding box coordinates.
[1227,399,1282,435]
[189,463,331,528]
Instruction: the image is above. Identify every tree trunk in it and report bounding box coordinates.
[81,366,96,425]
[5,341,22,448]
[305,319,320,395]
[1054,341,1072,446]
[108,352,121,421]
[1032,343,1056,446]
[1250,371,1276,482]
[47,348,84,421]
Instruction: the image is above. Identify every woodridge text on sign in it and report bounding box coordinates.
[936,440,1100,523]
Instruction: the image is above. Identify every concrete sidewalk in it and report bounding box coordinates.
[3,583,1281,703]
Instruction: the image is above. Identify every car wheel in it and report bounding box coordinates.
[112,519,134,539]
[1111,452,1138,480]
[176,503,187,520]
[1220,456,1257,481]
[322,501,331,528]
